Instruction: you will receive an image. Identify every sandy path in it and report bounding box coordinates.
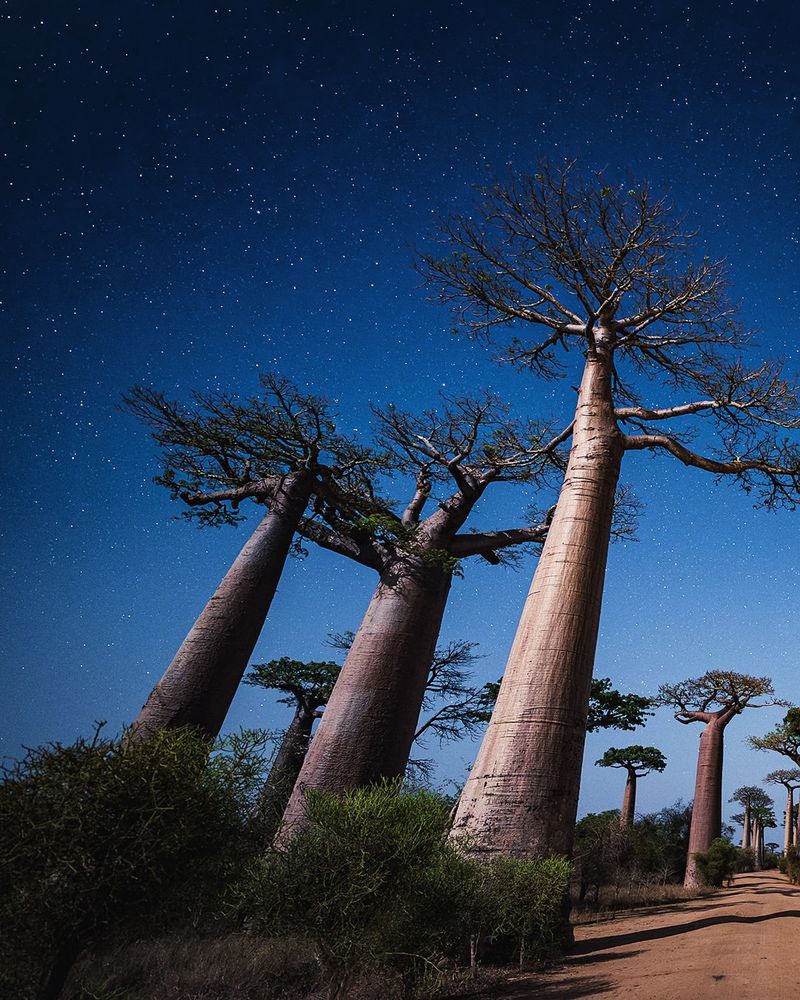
[482,871,800,999]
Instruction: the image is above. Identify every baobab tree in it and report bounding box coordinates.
[246,641,490,824]
[764,769,800,854]
[243,657,339,831]
[730,785,769,851]
[750,709,800,846]
[123,375,378,739]
[422,162,800,859]
[595,745,666,827]
[656,671,785,887]
[278,394,568,836]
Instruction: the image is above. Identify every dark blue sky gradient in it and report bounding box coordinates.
[3,1,799,824]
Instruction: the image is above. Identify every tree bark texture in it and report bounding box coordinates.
[131,472,312,739]
[742,802,751,850]
[784,786,794,854]
[620,770,637,828]
[684,720,725,888]
[450,351,623,858]
[278,556,453,836]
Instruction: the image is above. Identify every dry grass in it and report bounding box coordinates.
[64,934,497,1000]
[571,882,715,925]
[64,933,323,1000]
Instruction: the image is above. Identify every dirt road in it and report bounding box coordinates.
[489,871,800,999]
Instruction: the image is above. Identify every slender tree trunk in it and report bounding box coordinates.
[620,770,637,827]
[131,471,312,739]
[278,556,452,836]
[684,719,726,888]
[795,802,800,849]
[451,350,623,858]
[742,802,751,850]
[785,787,794,855]
[257,704,316,833]
[752,818,762,870]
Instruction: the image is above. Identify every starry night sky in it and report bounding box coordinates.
[3,1,799,826]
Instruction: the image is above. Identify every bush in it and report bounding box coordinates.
[238,783,571,997]
[780,845,800,883]
[692,837,740,887]
[0,726,270,1000]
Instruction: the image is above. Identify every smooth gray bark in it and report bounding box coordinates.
[131,471,313,739]
[279,555,452,836]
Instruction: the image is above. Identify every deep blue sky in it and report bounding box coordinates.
[3,1,799,829]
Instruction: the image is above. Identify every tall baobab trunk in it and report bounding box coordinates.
[795,803,800,849]
[451,349,623,858]
[257,701,317,832]
[131,472,313,739]
[279,555,452,836]
[742,801,751,850]
[752,816,762,870]
[620,770,637,828]
[684,719,726,888]
[784,786,795,855]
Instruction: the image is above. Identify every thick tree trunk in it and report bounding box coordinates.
[131,471,312,739]
[684,719,726,888]
[450,351,623,858]
[278,556,452,836]
[742,802,751,850]
[752,817,762,870]
[257,704,316,832]
[785,787,794,854]
[620,770,637,827]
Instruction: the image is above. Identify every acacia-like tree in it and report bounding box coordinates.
[123,375,377,739]
[278,394,568,836]
[595,745,666,827]
[730,785,769,851]
[656,671,785,887]
[421,162,800,859]
[764,769,800,854]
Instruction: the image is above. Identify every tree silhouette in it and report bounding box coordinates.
[422,161,800,859]
[657,670,785,886]
[595,745,666,826]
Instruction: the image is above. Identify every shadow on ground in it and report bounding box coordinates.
[572,909,800,954]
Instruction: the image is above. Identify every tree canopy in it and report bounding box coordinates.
[595,745,667,777]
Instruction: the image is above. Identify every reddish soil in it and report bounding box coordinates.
[481,871,800,999]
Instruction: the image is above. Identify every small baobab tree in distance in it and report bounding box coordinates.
[764,768,800,854]
[123,374,378,740]
[656,670,786,887]
[422,161,800,861]
[750,709,800,846]
[243,657,339,831]
[278,393,568,837]
[730,784,769,851]
[595,745,667,827]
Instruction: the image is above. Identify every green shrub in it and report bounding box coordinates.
[238,783,571,997]
[0,726,269,1000]
[692,837,740,887]
[781,845,800,884]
